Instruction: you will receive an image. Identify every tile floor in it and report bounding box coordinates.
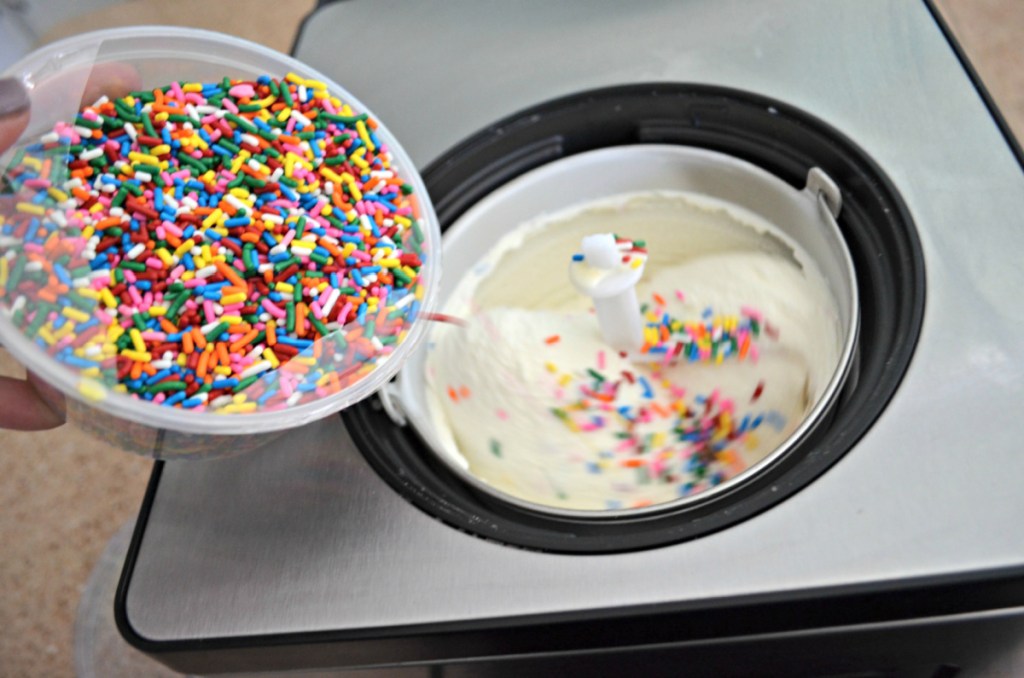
[0,1,1020,675]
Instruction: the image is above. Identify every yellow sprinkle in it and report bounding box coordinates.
[154,112,169,123]
[129,329,146,352]
[79,367,101,378]
[128,152,160,165]
[16,202,45,216]
[182,82,203,93]
[394,215,411,228]
[631,258,643,269]
[148,306,167,316]
[545,362,559,374]
[174,238,196,258]
[355,120,375,152]
[0,258,7,287]
[22,156,41,171]
[53,324,75,341]
[156,249,175,267]
[89,202,104,213]
[176,354,187,367]
[213,366,232,376]
[229,187,251,199]
[121,349,152,362]
[220,315,243,325]
[150,144,171,156]
[558,374,572,387]
[289,240,315,250]
[78,379,107,402]
[36,327,55,345]
[47,187,69,202]
[285,72,305,85]
[61,306,91,324]
[220,293,246,306]
[202,209,223,229]
[276,108,291,123]
[262,348,280,369]
[275,282,294,293]
[77,288,100,300]
[221,402,258,413]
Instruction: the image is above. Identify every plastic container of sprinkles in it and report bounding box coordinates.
[0,27,440,458]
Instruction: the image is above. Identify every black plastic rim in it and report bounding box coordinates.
[343,83,925,554]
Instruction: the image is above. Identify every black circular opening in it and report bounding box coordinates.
[343,84,925,554]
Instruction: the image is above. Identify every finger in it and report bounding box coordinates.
[0,374,65,430]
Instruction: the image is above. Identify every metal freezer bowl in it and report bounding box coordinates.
[117,0,1024,672]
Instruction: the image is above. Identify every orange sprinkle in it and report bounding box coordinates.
[266,320,277,346]
[181,331,194,354]
[216,342,230,367]
[447,386,458,402]
[621,459,646,468]
[544,335,561,345]
[215,260,246,288]
[229,330,259,353]
[652,292,667,306]
[458,385,470,399]
[191,326,207,350]
[129,361,144,381]
[196,349,210,379]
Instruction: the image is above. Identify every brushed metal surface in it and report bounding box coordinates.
[126,0,1024,640]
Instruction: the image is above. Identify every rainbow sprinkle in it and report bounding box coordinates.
[518,290,784,502]
[639,292,773,364]
[0,74,426,412]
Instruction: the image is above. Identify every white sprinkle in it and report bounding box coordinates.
[126,243,145,260]
[40,132,60,144]
[135,171,152,183]
[200,321,221,334]
[240,360,272,379]
[124,122,138,140]
[24,261,43,272]
[210,395,234,408]
[79,147,104,161]
[286,392,303,406]
[320,288,341,316]
[73,125,94,137]
[196,265,218,279]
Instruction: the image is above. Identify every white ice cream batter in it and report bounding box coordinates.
[424,191,840,510]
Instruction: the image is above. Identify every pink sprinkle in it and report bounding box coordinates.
[229,84,256,98]
[495,409,509,421]
[675,290,685,302]
[596,350,606,370]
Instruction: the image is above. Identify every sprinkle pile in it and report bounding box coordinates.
[0,74,427,413]
[545,292,784,507]
[638,292,775,363]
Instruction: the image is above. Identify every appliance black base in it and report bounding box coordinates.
[347,83,925,554]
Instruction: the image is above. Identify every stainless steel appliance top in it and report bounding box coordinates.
[124,0,1024,641]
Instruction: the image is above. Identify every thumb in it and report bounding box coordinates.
[0,77,30,152]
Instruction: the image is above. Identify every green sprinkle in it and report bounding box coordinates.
[205,321,230,342]
[149,380,187,393]
[490,439,502,458]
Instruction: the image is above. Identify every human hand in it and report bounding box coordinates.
[0,64,138,430]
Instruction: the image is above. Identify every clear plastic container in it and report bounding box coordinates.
[0,27,440,458]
